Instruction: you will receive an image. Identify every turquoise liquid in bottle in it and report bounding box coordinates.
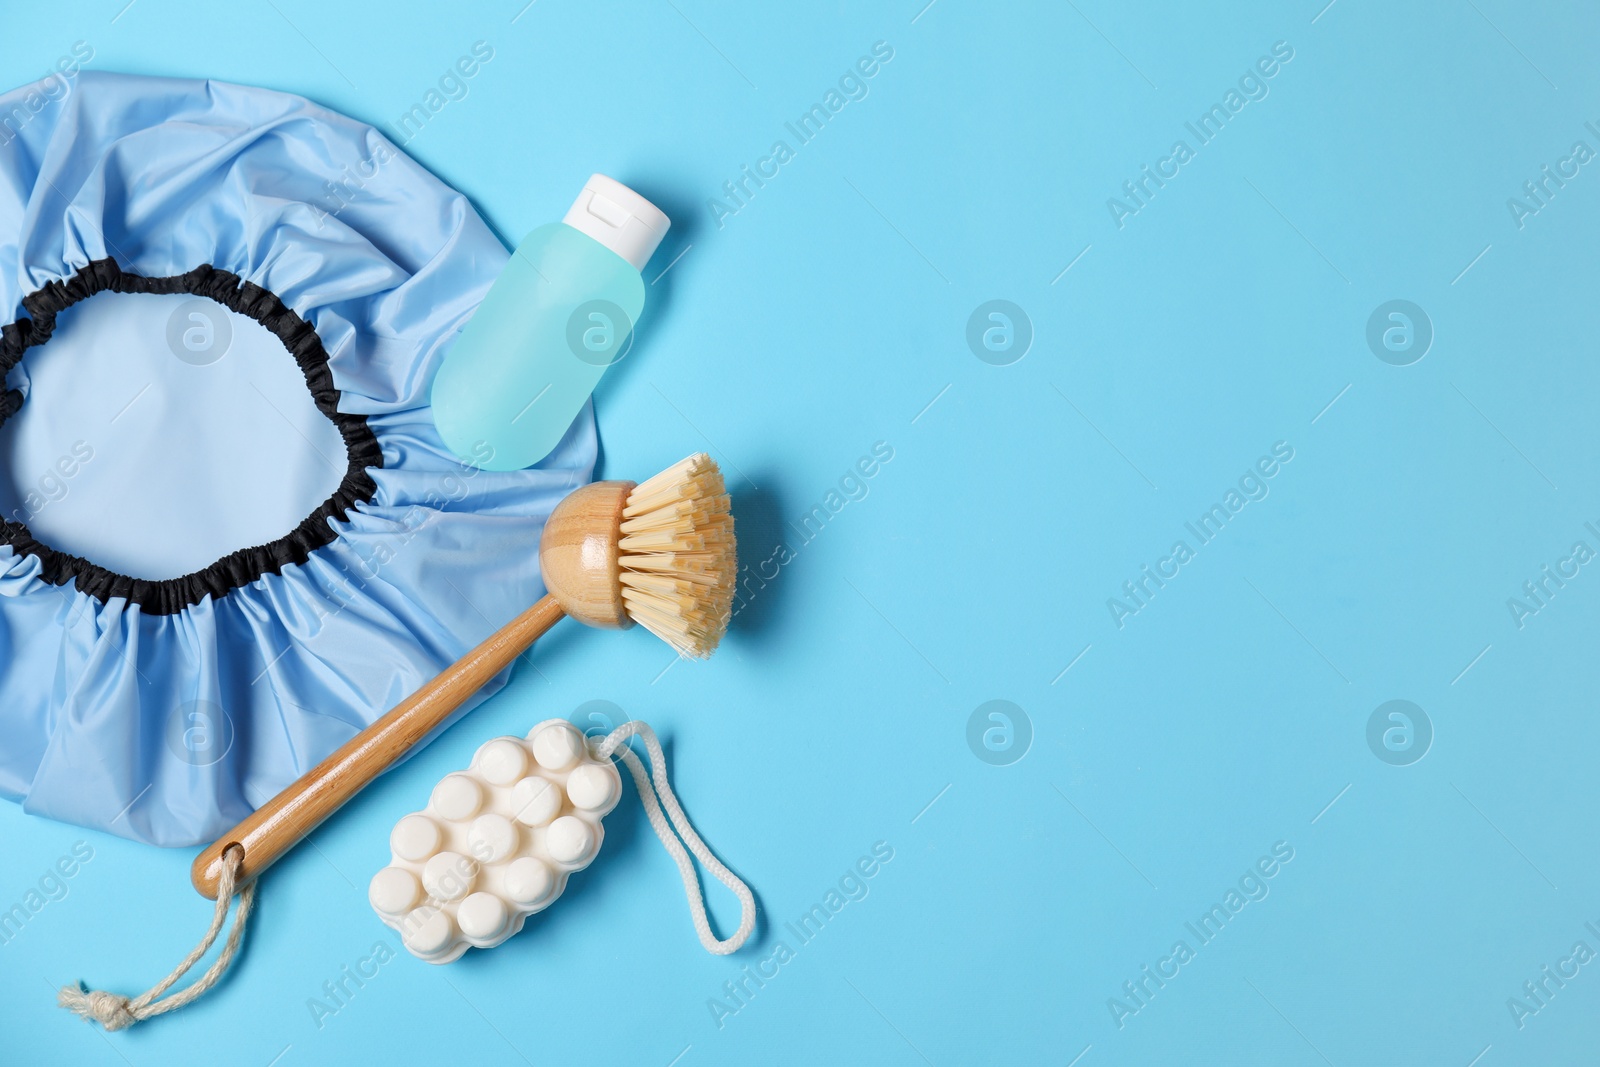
[431,175,669,471]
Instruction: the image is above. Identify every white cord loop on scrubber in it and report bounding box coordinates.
[595,721,755,955]
[58,845,255,1031]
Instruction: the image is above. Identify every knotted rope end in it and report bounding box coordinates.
[58,984,138,1031]
[54,845,254,1030]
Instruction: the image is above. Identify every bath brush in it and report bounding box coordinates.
[192,452,735,897]
[63,453,740,1030]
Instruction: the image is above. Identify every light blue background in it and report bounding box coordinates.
[2,1,1597,1064]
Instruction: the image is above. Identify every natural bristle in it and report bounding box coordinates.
[617,453,734,658]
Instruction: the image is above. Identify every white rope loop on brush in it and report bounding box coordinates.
[595,721,755,955]
[58,845,255,1031]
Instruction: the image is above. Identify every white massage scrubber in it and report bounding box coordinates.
[369,718,754,966]
[371,720,621,963]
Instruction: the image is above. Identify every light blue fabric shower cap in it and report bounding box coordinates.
[0,71,595,846]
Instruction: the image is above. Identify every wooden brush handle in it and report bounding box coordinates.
[191,595,567,898]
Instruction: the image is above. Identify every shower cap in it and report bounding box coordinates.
[0,71,595,846]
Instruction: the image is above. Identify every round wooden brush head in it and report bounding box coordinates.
[539,453,735,657]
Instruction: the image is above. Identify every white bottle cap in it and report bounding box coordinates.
[562,174,670,272]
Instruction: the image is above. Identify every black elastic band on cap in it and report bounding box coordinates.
[0,258,383,615]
